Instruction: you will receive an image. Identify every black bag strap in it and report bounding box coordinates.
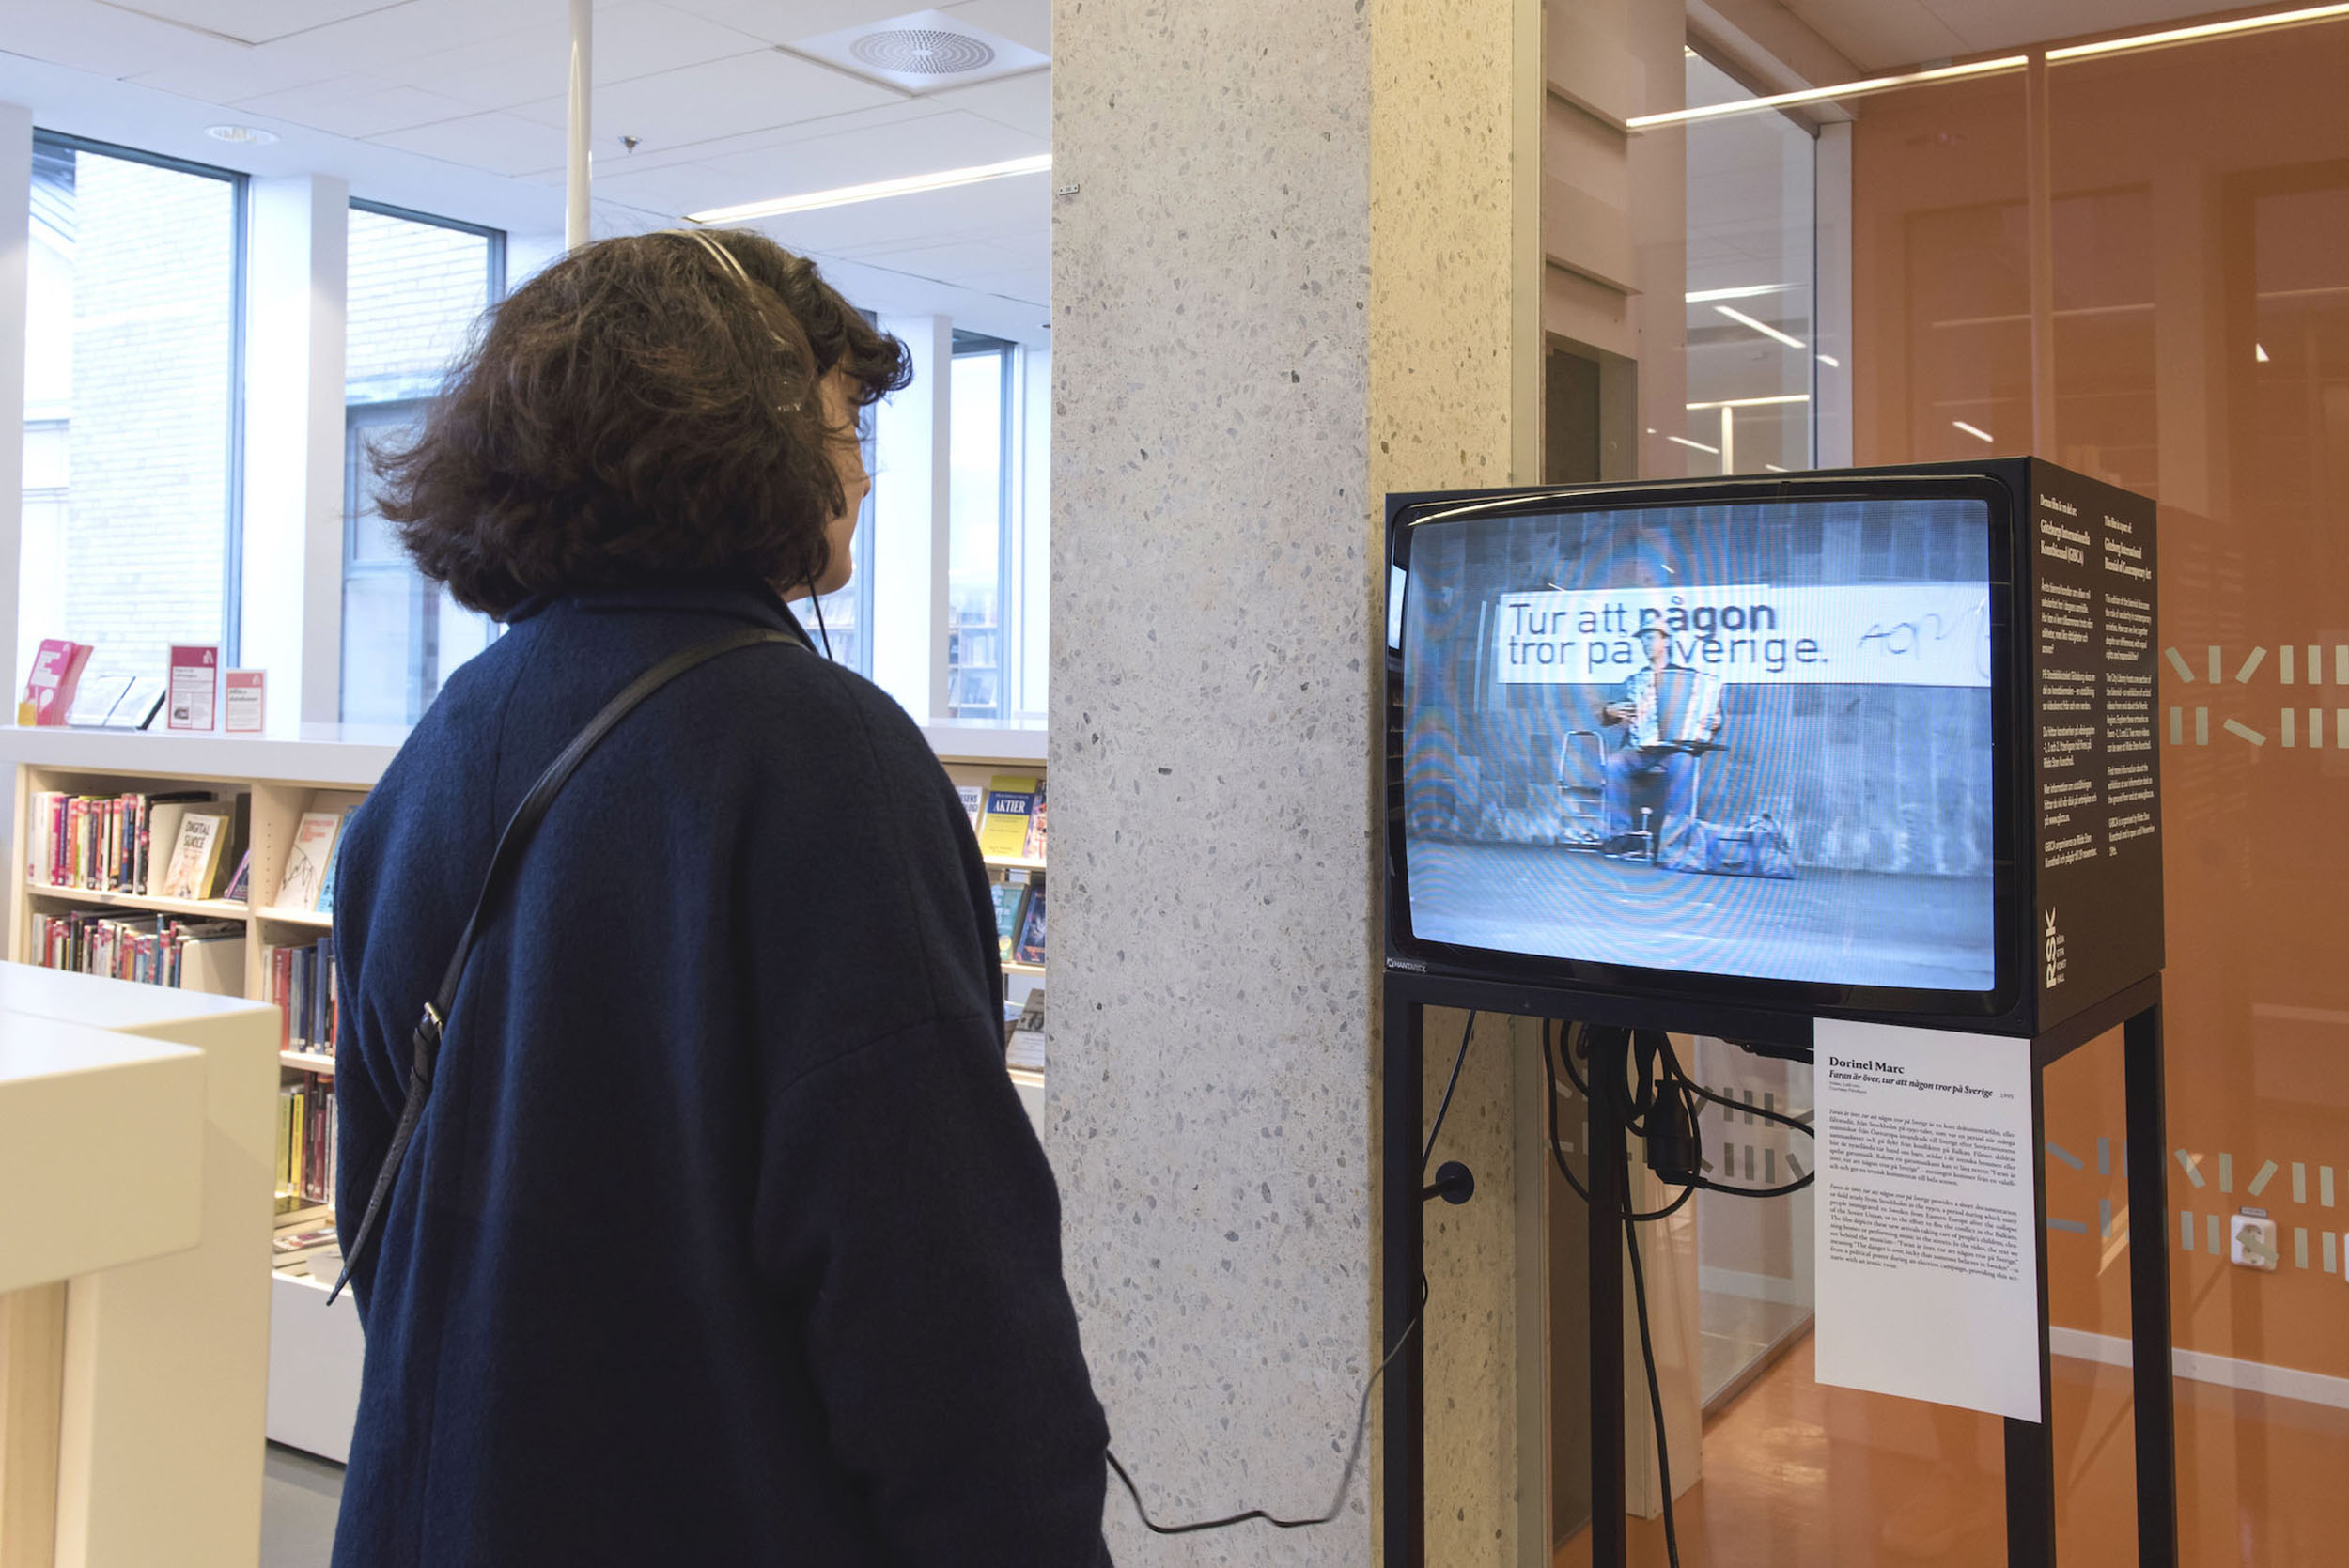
[328,626,803,1302]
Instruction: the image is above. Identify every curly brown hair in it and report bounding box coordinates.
[373,229,910,617]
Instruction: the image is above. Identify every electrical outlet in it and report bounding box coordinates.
[2230,1209,2279,1271]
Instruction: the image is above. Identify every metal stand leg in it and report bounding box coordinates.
[1383,993,1425,1568]
[2005,1048,2058,1567]
[1586,1026,1627,1567]
[2125,1003,2179,1567]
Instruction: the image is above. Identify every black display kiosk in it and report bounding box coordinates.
[1377,462,2177,1566]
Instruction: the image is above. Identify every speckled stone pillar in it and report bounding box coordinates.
[1050,1,1542,1562]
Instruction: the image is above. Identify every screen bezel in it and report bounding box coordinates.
[1383,472,2026,1029]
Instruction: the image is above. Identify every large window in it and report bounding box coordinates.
[1681,49,1817,474]
[340,202,503,725]
[21,132,243,690]
[946,333,1015,718]
[802,382,878,675]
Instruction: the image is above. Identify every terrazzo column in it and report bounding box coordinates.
[1050,0,1543,1560]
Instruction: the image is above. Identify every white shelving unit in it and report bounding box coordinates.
[0,720,1050,1463]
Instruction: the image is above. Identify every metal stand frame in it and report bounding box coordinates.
[1380,970,2177,1568]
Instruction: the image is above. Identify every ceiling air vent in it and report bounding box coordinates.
[852,29,996,76]
[789,9,1047,93]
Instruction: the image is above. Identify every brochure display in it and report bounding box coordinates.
[1378,464,2174,1568]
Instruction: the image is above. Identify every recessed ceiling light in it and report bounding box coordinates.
[1715,304,1806,350]
[2256,342,2271,363]
[206,125,279,146]
[2046,3,2349,61]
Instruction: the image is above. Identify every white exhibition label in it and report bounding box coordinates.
[1813,1019,2042,1423]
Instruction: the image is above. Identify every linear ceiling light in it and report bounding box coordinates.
[1628,55,2028,128]
[1953,420,1996,442]
[1686,284,1784,303]
[2046,3,2349,60]
[1666,434,1721,455]
[687,153,1051,224]
[1715,305,1805,349]
[1687,393,1811,411]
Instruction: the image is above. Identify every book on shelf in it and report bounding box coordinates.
[1022,780,1048,861]
[265,936,339,1055]
[222,850,252,903]
[989,873,1031,963]
[275,810,342,911]
[1011,886,1047,967]
[33,911,241,989]
[272,1222,340,1274]
[275,1072,337,1216]
[156,810,226,901]
[977,774,1039,861]
[20,638,92,726]
[1003,987,1046,1070]
[957,783,984,831]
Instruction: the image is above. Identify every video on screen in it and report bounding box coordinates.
[1398,497,1997,991]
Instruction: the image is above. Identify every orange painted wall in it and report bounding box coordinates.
[1851,23,2349,1381]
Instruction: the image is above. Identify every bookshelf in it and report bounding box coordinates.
[0,720,1050,1462]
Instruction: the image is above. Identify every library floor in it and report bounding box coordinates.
[262,1444,344,1566]
[1555,1335,2349,1567]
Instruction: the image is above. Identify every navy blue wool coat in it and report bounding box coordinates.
[330,580,1110,1566]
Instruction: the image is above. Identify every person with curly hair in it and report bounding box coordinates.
[328,229,1110,1566]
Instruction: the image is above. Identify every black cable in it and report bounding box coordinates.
[1541,1018,1593,1203]
[1675,1073,1813,1139]
[1423,1010,1477,1172]
[1107,1014,1478,1540]
[804,580,836,661]
[1623,1209,1682,1568]
[1699,1172,1815,1199]
[1108,1275,1429,1535]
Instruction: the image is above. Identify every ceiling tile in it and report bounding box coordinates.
[126,43,346,103]
[3,2,253,81]
[509,48,904,147]
[916,70,1047,137]
[232,75,478,140]
[559,99,948,175]
[1781,0,1968,71]
[583,159,760,217]
[1919,0,2224,55]
[253,0,554,73]
[940,0,1049,56]
[94,0,416,47]
[399,1,773,112]
[658,0,918,48]
[692,108,1044,192]
[367,108,567,176]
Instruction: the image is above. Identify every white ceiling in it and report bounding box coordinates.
[0,0,1053,339]
[1784,0,2237,72]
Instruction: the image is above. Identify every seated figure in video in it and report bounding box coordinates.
[1599,626,1722,860]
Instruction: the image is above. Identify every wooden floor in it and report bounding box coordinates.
[1556,1334,2349,1566]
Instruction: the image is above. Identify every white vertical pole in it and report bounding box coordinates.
[0,106,30,702]
[1719,404,1735,474]
[1814,120,1855,468]
[567,0,592,251]
[871,315,952,721]
[241,176,349,729]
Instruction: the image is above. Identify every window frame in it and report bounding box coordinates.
[947,331,1018,719]
[29,129,251,665]
[339,198,507,723]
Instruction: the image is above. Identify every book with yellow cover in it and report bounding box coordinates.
[976,774,1039,861]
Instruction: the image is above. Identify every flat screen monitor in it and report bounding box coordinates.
[1386,474,2024,1027]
